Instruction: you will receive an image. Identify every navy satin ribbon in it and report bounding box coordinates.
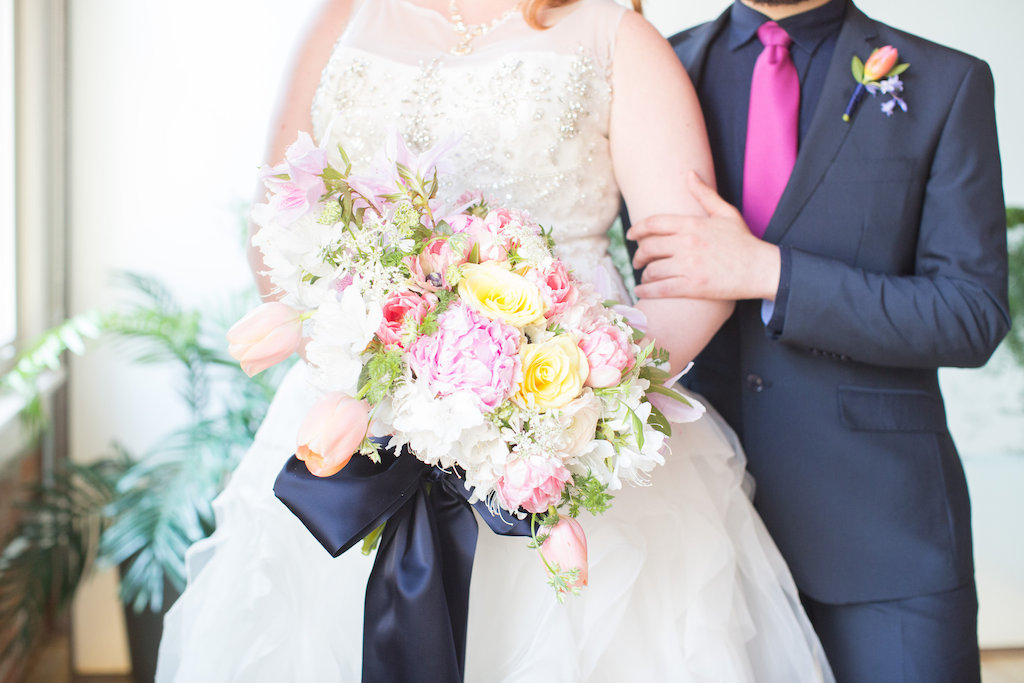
[274,443,532,683]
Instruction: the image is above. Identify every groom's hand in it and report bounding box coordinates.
[628,172,782,302]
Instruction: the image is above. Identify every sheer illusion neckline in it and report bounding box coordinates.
[390,0,520,28]
[385,0,591,39]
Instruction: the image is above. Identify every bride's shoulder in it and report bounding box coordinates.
[557,1,670,55]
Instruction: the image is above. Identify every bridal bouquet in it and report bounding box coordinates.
[228,132,703,597]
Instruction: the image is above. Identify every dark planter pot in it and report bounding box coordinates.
[119,578,181,683]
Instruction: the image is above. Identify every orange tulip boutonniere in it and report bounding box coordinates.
[842,45,910,122]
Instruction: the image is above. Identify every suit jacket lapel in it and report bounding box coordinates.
[762,4,880,244]
[672,9,730,88]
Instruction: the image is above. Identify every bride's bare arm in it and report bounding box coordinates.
[609,11,733,371]
[249,0,355,300]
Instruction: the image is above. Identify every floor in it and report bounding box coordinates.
[19,631,1024,682]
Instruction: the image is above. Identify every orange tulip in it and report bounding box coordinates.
[863,45,899,82]
[295,392,371,477]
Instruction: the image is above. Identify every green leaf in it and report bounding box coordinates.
[336,144,352,175]
[851,55,865,83]
[647,402,672,436]
[361,522,386,556]
[888,62,910,77]
[645,382,695,407]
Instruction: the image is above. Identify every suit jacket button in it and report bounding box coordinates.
[745,373,766,392]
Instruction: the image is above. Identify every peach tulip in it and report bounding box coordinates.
[295,392,370,477]
[863,45,899,82]
[541,516,588,593]
[227,302,305,377]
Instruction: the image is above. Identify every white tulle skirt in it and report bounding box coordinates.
[156,363,833,682]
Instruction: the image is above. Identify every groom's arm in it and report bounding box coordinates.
[631,58,1009,369]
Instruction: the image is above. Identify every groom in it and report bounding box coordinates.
[628,0,1008,680]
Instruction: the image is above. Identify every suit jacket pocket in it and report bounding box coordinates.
[838,386,947,432]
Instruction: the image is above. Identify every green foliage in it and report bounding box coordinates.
[417,289,459,337]
[358,349,404,405]
[0,313,104,437]
[0,272,284,659]
[0,456,125,661]
[563,472,613,518]
[1003,207,1024,367]
[1008,207,1024,231]
[851,55,865,83]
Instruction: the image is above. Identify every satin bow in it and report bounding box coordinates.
[274,444,532,683]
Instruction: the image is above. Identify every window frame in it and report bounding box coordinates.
[0,0,67,466]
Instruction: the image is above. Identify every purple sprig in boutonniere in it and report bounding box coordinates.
[842,45,910,122]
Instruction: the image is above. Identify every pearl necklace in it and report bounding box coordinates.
[447,0,521,56]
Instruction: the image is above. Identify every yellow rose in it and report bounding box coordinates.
[458,262,547,328]
[517,335,590,411]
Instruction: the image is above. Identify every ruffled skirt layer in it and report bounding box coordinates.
[156,363,832,682]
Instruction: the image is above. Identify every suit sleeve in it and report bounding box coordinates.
[775,59,1010,368]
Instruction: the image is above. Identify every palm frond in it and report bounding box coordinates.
[1003,207,1024,366]
[0,456,127,660]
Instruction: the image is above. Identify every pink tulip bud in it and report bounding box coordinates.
[541,517,588,593]
[227,302,305,377]
[863,45,899,82]
[295,392,371,477]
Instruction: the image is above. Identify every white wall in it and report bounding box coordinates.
[65,0,1024,672]
[644,0,1024,205]
[66,0,322,672]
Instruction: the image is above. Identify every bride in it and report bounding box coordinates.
[157,0,834,680]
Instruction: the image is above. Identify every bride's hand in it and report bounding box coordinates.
[629,172,782,302]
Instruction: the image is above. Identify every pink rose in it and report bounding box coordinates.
[449,213,509,262]
[579,323,634,388]
[377,291,437,349]
[540,517,588,592]
[227,302,305,377]
[496,456,572,514]
[296,392,371,477]
[485,208,541,243]
[525,260,579,319]
[407,303,520,411]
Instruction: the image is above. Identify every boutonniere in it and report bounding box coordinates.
[842,46,910,122]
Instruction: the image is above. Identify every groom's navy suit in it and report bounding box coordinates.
[669,1,1008,679]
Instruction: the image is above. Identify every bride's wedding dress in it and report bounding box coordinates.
[156,1,833,680]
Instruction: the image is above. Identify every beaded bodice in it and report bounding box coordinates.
[312,0,627,286]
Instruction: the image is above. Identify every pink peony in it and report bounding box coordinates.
[540,517,588,592]
[407,303,521,411]
[496,456,572,514]
[526,260,579,319]
[296,392,371,477]
[227,302,305,377]
[579,322,634,388]
[377,290,437,349]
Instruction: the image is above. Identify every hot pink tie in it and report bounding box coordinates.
[742,21,799,238]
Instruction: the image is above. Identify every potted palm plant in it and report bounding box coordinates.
[0,273,286,682]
